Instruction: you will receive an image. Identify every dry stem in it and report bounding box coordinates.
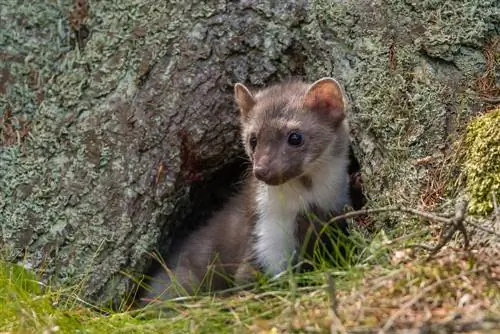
[326,200,472,259]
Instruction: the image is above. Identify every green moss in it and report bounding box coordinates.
[0,260,185,333]
[464,108,500,215]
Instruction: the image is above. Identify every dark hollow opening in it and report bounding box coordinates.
[138,157,248,301]
[167,156,249,253]
[347,145,366,211]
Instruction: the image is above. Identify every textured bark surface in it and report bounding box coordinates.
[0,0,498,304]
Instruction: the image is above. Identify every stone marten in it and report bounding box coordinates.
[142,77,351,302]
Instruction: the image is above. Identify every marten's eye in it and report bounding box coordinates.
[287,132,304,147]
[249,134,257,151]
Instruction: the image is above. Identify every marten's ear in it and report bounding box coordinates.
[234,83,256,120]
[303,77,345,125]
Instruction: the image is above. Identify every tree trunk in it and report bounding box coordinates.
[1,0,498,304]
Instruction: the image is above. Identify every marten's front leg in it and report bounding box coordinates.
[296,206,349,271]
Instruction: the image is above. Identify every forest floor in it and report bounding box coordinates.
[1,209,499,334]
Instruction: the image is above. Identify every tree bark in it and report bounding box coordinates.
[0,0,498,304]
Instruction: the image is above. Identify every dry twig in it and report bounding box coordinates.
[492,191,499,224]
[325,272,338,316]
[326,200,470,258]
[468,221,500,238]
[325,272,346,333]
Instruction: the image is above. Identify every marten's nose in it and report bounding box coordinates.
[253,165,270,181]
[254,163,284,185]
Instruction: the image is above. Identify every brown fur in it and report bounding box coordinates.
[142,178,257,300]
[143,78,350,301]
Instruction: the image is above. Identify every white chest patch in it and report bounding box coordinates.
[253,154,349,276]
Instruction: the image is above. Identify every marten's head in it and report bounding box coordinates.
[234,77,348,186]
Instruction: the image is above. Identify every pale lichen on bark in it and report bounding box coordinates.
[312,0,499,204]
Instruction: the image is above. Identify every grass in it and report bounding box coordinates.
[2,217,499,333]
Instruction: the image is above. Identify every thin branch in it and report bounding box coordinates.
[325,273,346,334]
[384,230,428,246]
[405,244,435,252]
[324,201,470,258]
[450,199,469,250]
[326,206,452,225]
[427,226,458,260]
[424,199,469,259]
[325,272,338,316]
[468,221,500,238]
[492,191,499,224]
